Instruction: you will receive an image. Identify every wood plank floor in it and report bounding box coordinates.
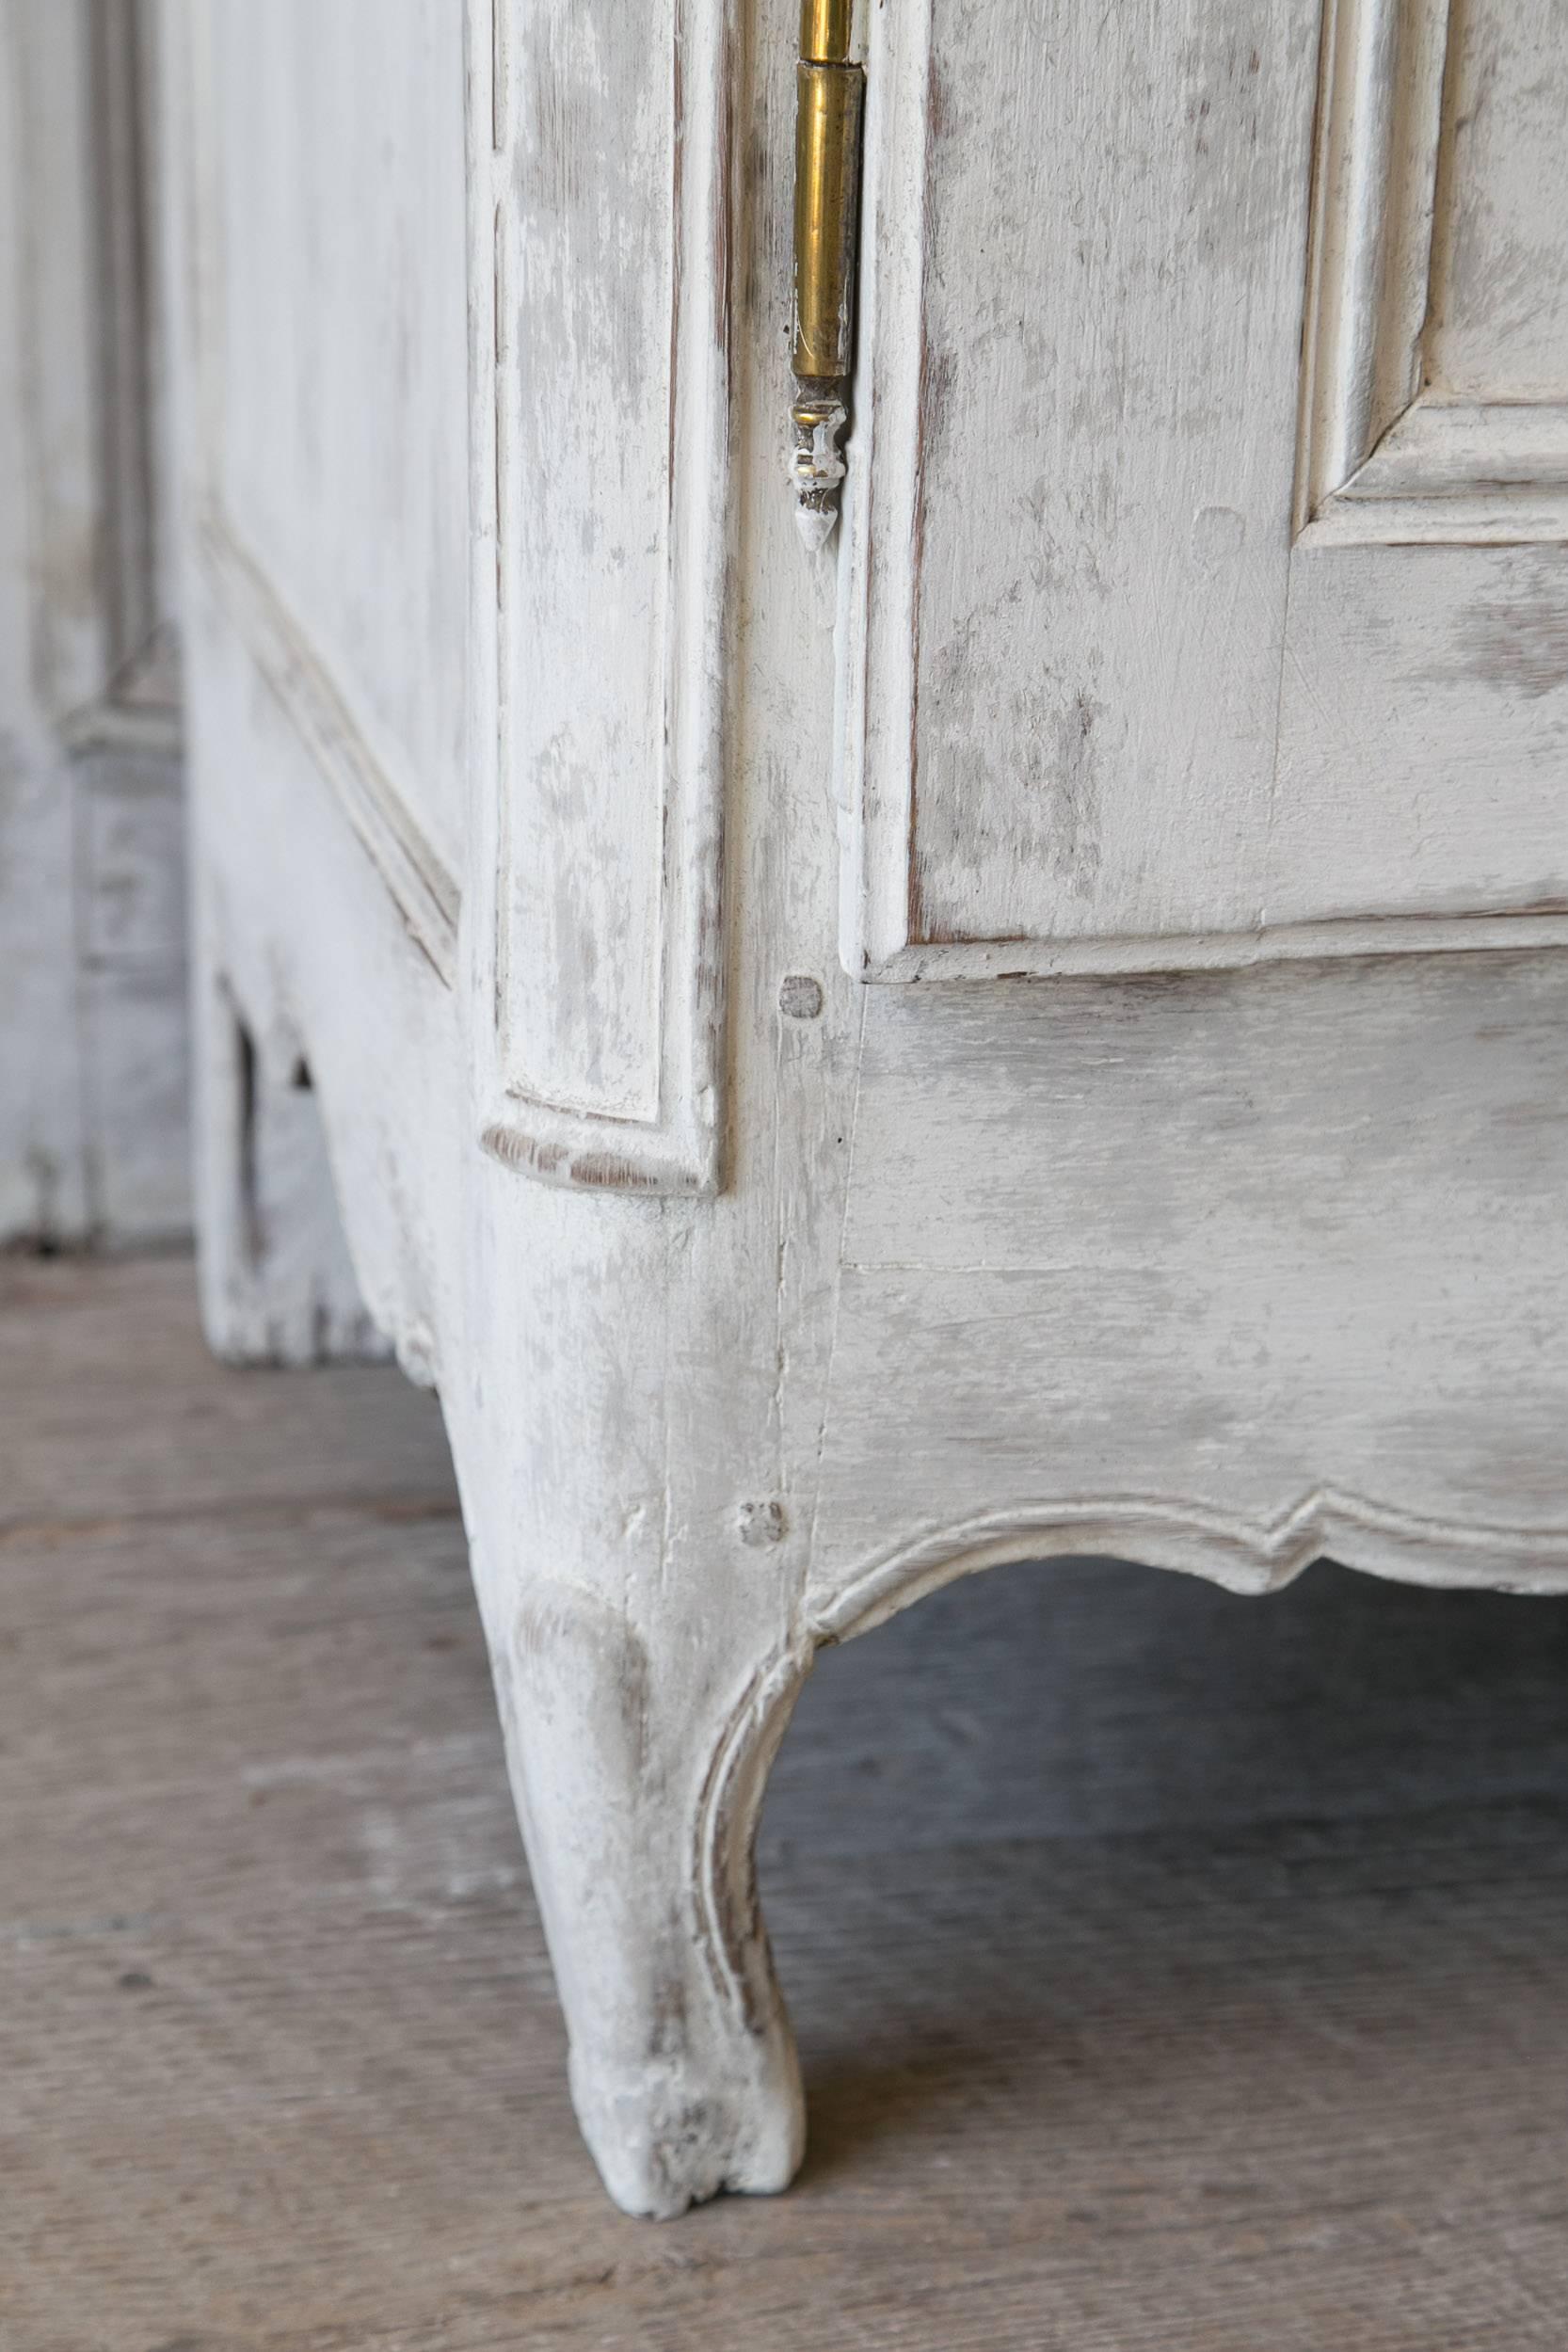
[6,1256,1568,2349]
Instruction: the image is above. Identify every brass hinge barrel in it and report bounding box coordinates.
[791,4,863,543]
[800,0,853,67]
[792,59,864,381]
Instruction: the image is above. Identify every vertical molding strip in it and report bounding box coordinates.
[472,0,733,1195]
[1294,0,1451,530]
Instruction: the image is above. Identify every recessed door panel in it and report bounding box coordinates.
[843,0,1568,979]
[1426,0,1568,403]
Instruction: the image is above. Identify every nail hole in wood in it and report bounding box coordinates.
[778,974,824,1020]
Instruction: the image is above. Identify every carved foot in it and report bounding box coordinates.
[488,1574,808,2216]
[569,2039,804,2221]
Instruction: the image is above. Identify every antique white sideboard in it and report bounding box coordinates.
[162,0,1568,2214]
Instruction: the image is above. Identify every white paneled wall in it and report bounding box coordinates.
[0,0,187,1248]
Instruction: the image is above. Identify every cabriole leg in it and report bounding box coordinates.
[454,1372,811,2220]
[490,1576,808,2217]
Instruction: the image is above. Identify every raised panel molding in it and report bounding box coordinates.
[173,0,731,1188]
[840,0,1568,986]
[469,0,732,1195]
[192,520,462,993]
[197,512,461,985]
[838,0,1336,985]
[1296,0,1568,548]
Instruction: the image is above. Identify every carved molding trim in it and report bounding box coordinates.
[1296,0,1568,548]
[468,0,732,1195]
[835,0,932,987]
[198,508,460,985]
[832,908,1568,986]
[1301,399,1568,548]
[813,1488,1568,1644]
[693,1643,813,2040]
[690,1478,1568,2078]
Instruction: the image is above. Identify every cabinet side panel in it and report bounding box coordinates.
[211,0,470,887]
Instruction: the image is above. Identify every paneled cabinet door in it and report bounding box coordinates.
[841,0,1568,981]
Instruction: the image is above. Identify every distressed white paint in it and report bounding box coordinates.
[844,0,1568,978]
[1298,0,1568,549]
[1425,0,1568,402]
[472,0,732,1190]
[0,0,189,1247]
[165,0,1568,2225]
[208,0,469,890]
[1294,0,1450,529]
[845,0,1322,972]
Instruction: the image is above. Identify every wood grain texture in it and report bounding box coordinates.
[493,0,677,1121]
[803,952,1568,1622]
[1426,0,1568,402]
[1272,547,1568,925]
[9,1261,1568,2347]
[845,0,1322,969]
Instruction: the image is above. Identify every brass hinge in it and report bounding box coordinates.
[791,0,864,549]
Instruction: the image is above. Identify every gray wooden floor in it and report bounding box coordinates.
[6,1256,1568,2350]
